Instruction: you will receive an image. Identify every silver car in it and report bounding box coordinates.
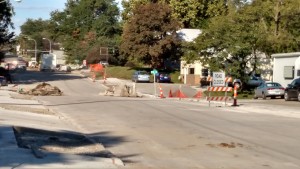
[132,71,150,83]
[254,82,285,99]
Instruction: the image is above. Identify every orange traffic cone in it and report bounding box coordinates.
[193,90,202,99]
[174,89,187,98]
[169,89,173,98]
[159,85,165,98]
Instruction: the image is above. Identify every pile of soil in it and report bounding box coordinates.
[21,82,62,96]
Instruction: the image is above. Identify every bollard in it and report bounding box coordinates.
[92,72,96,82]
[232,85,238,106]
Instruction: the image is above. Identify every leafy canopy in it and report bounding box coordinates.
[120,2,182,68]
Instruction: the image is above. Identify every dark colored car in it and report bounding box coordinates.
[155,72,171,83]
[284,77,300,101]
[0,76,8,86]
[0,67,12,84]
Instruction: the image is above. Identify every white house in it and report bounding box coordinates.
[178,29,273,86]
[271,52,300,87]
[177,29,203,85]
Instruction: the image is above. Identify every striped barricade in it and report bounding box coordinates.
[207,87,232,92]
[206,96,231,101]
[207,84,233,106]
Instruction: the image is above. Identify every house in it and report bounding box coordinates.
[177,29,203,85]
[271,52,300,87]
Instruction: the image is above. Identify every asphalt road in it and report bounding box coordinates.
[12,70,300,169]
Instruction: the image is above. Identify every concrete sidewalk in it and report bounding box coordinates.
[0,89,120,169]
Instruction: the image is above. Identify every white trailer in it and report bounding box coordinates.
[40,54,57,71]
[271,52,300,87]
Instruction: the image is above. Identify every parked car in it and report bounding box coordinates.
[132,71,150,83]
[284,77,300,101]
[254,82,285,99]
[229,74,264,89]
[100,61,109,67]
[0,76,8,86]
[155,72,171,83]
[0,67,12,84]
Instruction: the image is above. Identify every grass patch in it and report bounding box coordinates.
[106,66,136,79]
[203,90,254,99]
[104,66,182,83]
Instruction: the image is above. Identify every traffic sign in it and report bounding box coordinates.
[212,72,225,86]
[151,69,158,75]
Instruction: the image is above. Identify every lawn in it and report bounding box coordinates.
[104,66,182,83]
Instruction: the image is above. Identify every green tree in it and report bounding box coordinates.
[184,0,300,87]
[49,0,121,63]
[19,18,51,51]
[121,0,228,28]
[0,1,15,49]
[120,2,181,68]
[247,0,300,54]
[169,0,227,28]
[184,1,262,83]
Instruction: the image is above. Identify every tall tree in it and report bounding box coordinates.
[0,1,15,49]
[248,0,300,54]
[49,0,121,63]
[169,0,228,28]
[120,2,181,68]
[184,0,300,85]
[184,1,260,82]
[121,0,228,28]
[20,18,51,51]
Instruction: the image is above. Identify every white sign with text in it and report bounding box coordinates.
[212,72,225,86]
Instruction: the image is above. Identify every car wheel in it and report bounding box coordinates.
[281,95,284,99]
[298,92,300,102]
[284,92,290,101]
[262,93,266,100]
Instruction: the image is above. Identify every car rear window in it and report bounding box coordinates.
[266,83,281,87]
[138,71,148,75]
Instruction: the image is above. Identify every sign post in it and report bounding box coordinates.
[151,69,158,97]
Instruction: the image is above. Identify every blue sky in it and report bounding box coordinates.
[11,0,122,35]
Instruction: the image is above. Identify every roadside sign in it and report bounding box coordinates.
[151,69,158,75]
[212,72,225,86]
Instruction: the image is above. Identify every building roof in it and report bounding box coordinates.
[271,52,300,58]
[177,29,201,42]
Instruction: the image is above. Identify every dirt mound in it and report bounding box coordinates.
[21,82,62,96]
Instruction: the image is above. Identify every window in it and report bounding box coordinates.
[201,68,208,76]
[283,66,294,79]
[297,70,300,76]
[189,68,195,74]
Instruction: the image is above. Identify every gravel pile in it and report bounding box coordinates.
[20,82,62,96]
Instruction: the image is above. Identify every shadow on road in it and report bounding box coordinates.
[0,125,137,167]
[11,70,85,85]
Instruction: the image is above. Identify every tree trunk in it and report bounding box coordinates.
[274,0,282,36]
